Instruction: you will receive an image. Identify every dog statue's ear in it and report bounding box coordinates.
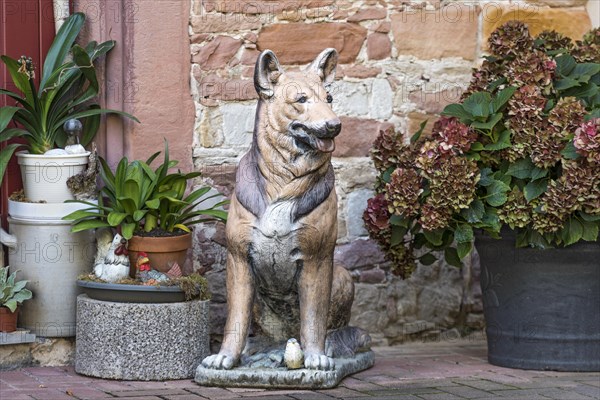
[307,48,338,87]
[254,50,283,99]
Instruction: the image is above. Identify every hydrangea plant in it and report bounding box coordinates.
[364,22,600,277]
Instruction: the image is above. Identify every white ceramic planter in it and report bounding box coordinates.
[7,201,95,337]
[8,199,97,221]
[17,151,90,203]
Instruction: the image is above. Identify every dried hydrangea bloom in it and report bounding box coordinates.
[371,127,403,171]
[488,21,534,59]
[536,30,574,53]
[532,209,565,233]
[505,85,547,161]
[415,140,441,173]
[434,116,477,155]
[530,123,565,168]
[573,28,600,63]
[371,127,418,172]
[574,118,600,164]
[419,202,451,232]
[535,160,598,233]
[462,58,505,99]
[498,187,532,229]
[385,168,423,217]
[363,193,391,239]
[426,157,479,214]
[549,97,587,134]
[389,245,416,278]
[506,49,556,87]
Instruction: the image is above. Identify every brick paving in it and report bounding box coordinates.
[1,338,598,400]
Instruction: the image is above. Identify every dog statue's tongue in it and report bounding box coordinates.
[315,138,335,153]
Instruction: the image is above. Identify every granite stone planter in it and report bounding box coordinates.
[75,295,209,380]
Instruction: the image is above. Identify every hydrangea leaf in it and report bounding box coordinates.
[555,54,576,76]
[491,86,517,112]
[561,141,580,160]
[524,179,548,202]
[486,180,510,207]
[444,247,462,268]
[455,224,474,243]
[561,218,583,246]
[457,241,473,259]
[484,130,511,151]
[423,229,444,246]
[506,157,535,179]
[441,103,472,122]
[461,199,485,223]
[472,113,503,131]
[581,220,599,242]
[462,92,491,120]
[419,253,437,266]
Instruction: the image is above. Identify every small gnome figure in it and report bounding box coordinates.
[284,338,304,370]
[94,234,130,283]
[135,252,169,284]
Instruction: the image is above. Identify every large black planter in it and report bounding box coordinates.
[476,229,600,372]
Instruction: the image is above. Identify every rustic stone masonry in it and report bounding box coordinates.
[188,0,593,346]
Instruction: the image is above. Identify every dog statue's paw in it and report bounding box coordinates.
[304,353,335,370]
[201,353,237,370]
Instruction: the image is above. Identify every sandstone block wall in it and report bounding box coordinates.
[188,0,593,345]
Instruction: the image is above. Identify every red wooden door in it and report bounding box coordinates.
[0,0,57,239]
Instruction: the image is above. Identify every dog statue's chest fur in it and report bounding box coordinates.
[250,200,301,293]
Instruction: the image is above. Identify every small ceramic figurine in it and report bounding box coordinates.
[135,252,169,283]
[284,338,304,370]
[93,233,129,283]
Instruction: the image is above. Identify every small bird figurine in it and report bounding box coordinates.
[284,338,304,370]
[135,252,169,283]
[94,234,130,283]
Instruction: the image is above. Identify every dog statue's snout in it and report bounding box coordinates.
[325,119,341,138]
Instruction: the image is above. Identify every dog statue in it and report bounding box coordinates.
[202,48,370,371]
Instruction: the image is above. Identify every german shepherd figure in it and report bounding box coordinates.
[202,48,370,371]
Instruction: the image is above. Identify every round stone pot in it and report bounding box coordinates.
[0,306,18,333]
[127,232,191,277]
[476,229,600,372]
[75,295,209,380]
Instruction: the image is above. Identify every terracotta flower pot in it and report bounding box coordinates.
[0,307,18,333]
[127,232,192,277]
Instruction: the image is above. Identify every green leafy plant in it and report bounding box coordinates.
[364,23,600,277]
[0,267,33,313]
[0,12,138,156]
[63,141,228,240]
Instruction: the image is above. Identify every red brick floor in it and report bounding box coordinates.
[1,338,599,399]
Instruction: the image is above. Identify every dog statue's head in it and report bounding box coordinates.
[254,48,341,154]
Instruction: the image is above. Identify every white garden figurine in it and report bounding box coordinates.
[94,233,130,283]
[284,338,304,370]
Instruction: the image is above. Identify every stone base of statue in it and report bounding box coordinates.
[195,350,374,389]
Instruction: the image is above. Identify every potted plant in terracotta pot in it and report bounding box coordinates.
[0,266,33,333]
[364,22,599,371]
[64,140,228,276]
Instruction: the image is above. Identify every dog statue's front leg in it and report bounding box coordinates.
[202,253,254,369]
[299,257,335,370]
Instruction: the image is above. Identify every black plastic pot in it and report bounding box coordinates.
[77,280,186,303]
[476,229,600,372]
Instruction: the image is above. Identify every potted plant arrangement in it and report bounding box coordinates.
[61,142,226,381]
[1,12,137,202]
[63,140,228,298]
[0,267,33,333]
[0,12,137,337]
[364,22,599,371]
